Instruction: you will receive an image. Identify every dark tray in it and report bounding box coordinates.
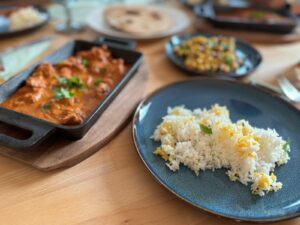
[165,33,262,78]
[180,0,203,9]
[194,1,298,34]
[0,37,143,150]
[0,5,50,38]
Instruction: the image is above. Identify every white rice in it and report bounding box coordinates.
[152,104,290,196]
[9,7,45,31]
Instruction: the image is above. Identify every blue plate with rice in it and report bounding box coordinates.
[132,78,300,222]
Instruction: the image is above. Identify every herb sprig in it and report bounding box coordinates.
[93,79,102,88]
[200,123,212,135]
[41,76,86,113]
[82,58,90,67]
[56,76,85,90]
[52,87,75,100]
[223,55,233,65]
[283,139,291,153]
[41,103,52,113]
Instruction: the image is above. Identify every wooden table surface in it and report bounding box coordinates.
[0,4,300,225]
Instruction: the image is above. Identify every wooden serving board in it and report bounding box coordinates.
[0,63,148,171]
[195,20,300,43]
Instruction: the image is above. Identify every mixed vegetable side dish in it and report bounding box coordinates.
[174,36,243,73]
[1,46,127,125]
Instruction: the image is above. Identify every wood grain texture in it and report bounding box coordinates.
[0,63,148,171]
[0,3,299,225]
[195,20,300,43]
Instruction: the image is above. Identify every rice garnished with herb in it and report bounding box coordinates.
[152,104,290,196]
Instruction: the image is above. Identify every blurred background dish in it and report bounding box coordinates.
[0,5,49,37]
[194,1,298,34]
[181,0,250,9]
[86,4,190,40]
[180,0,204,9]
[103,5,172,36]
[9,6,46,30]
[165,33,262,78]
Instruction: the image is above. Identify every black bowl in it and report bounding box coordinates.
[194,2,298,34]
[165,33,262,78]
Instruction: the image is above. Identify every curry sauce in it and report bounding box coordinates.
[1,46,126,125]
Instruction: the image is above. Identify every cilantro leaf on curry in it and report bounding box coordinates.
[52,76,86,101]
[52,87,75,100]
[93,79,102,88]
[56,76,84,89]
[81,58,90,67]
[41,103,52,113]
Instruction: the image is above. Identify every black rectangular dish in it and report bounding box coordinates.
[0,37,143,150]
[194,1,298,34]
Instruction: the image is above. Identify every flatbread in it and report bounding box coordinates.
[103,6,172,35]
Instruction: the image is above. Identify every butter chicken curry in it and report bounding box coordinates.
[1,46,126,125]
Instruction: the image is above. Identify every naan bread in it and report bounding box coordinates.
[104,6,172,35]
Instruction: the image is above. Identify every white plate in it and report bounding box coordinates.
[86,5,191,40]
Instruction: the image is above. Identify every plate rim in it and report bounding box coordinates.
[132,78,300,222]
[165,33,263,78]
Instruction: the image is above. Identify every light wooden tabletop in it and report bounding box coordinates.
[0,4,300,225]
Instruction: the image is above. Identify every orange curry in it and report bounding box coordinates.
[1,46,126,125]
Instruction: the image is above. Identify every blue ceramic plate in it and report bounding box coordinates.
[132,79,300,222]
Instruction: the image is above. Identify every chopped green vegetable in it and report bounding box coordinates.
[200,123,212,134]
[68,76,84,89]
[223,55,233,65]
[208,40,216,49]
[177,46,190,55]
[56,76,69,86]
[53,75,87,100]
[53,88,64,100]
[61,87,74,99]
[250,11,264,20]
[56,76,85,90]
[222,44,229,51]
[283,140,290,152]
[82,58,90,67]
[41,103,51,113]
[93,79,102,88]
